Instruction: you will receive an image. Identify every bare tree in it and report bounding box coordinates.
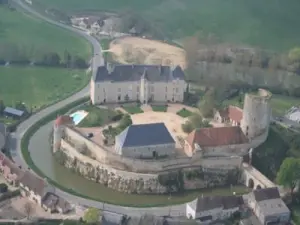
[24,202,34,219]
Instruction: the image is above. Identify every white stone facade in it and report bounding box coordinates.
[90,64,187,105]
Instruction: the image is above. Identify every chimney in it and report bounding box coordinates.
[106,63,115,74]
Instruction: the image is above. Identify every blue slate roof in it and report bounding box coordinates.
[4,107,24,117]
[93,63,185,83]
[116,123,175,148]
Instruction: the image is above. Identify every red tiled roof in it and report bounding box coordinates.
[186,127,248,148]
[216,106,243,122]
[55,115,73,126]
[0,152,23,177]
[228,106,243,122]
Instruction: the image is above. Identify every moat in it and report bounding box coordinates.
[28,122,249,206]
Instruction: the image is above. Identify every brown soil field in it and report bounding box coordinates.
[109,37,186,69]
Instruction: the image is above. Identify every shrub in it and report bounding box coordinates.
[111,113,123,122]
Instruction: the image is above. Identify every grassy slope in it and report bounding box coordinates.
[0,7,91,58]
[0,67,88,109]
[35,0,300,51]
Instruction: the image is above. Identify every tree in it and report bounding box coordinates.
[0,100,5,115]
[182,35,200,81]
[276,157,300,195]
[23,202,34,219]
[64,50,72,68]
[83,207,101,224]
[288,47,300,63]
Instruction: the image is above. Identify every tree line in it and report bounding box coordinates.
[183,35,300,80]
[0,43,89,69]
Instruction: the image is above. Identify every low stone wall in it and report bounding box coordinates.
[56,141,241,194]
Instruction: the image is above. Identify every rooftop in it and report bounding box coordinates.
[186,126,248,148]
[4,107,24,117]
[55,115,73,127]
[19,170,47,196]
[221,106,243,122]
[188,195,244,212]
[257,198,290,216]
[116,123,175,148]
[253,187,280,202]
[93,64,185,83]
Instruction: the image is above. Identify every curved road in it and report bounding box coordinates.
[10,0,186,217]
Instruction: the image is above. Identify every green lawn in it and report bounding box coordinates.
[122,105,143,114]
[224,94,300,116]
[177,108,193,118]
[0,6,91,59]
[35,0,300,51]
[77,106,117,127]
[0,67,89,110]
[151,105,168,112]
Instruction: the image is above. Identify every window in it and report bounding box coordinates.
[137,86,140,92]
[165,95,167,99]
[165,87,168,92]
[151,86,154,92]
[118,95,121,101]
[176,88,179,93]
[118,88,121,92]
[103,88,106,93]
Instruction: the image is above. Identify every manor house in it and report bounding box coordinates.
[90,63,187,105]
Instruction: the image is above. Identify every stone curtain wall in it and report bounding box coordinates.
[56,143,241,194]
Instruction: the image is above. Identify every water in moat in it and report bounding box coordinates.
[28,122,249,206]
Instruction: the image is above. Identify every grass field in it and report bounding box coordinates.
[224,94,300,116]
[0,67,89,110]
[122,105,143,114]
[177,108,193,118]
[35,0,300,51]
[77,106,117,127]
[0,6,91,58]
[151,105,168,112]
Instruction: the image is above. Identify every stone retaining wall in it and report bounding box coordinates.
[57,141,241,194]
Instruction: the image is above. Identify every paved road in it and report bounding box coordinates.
[9,0,187,217]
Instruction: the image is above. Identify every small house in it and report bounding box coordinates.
[186,195,244,222]
[0,152,24,186]
[19,170,54,205]
[246,187,290,225]
[42,192,72,214]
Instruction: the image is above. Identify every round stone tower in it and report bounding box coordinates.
[53,115,73,152]
[241,89,272,140]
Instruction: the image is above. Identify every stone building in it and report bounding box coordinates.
[240,89,272,140]
[186,195,244,221]
[246,187,290,225]
[184,127,249,157]
[214,105,243,126]
[90,63,187,105]
[115,123,176,158]
[53,115,74,152]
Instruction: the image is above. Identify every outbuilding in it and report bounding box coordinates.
[3,107,24,119]
[114,123,176,159]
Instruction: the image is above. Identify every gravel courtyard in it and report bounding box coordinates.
[131,111,188,148]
